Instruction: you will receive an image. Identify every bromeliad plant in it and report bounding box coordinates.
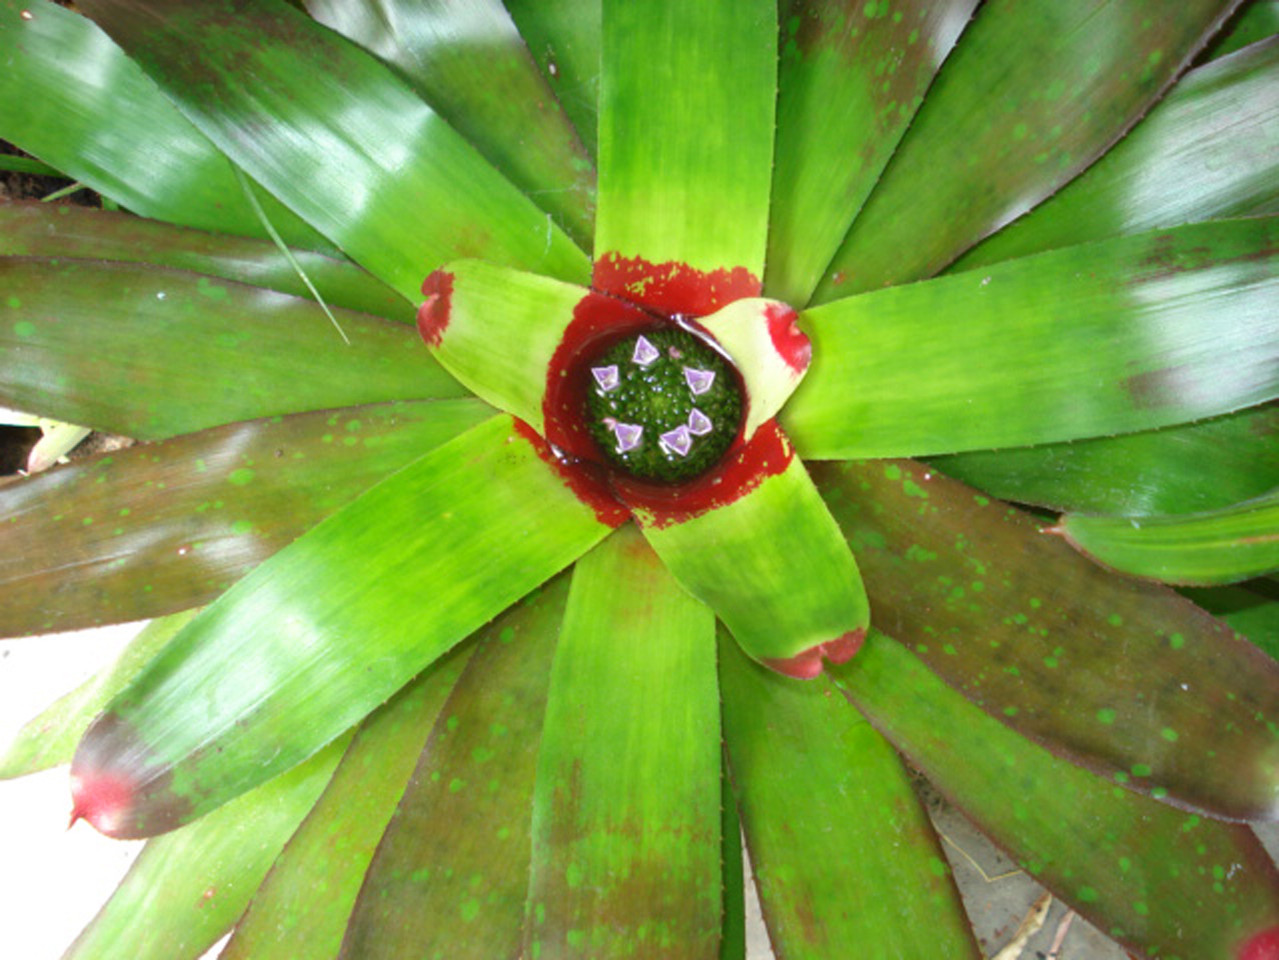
[1,0,1278,957]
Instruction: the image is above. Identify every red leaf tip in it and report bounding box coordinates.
[416,269,454,347]
[1240,927,1279,960]
[69,768,136,836]
[764,302,811,374]
[763,628,866,680]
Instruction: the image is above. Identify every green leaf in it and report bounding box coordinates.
[1061,488,1279,586]
[220,642,471,960]
[0,202,410,322]
[64,737,347,960]
[719,753,745,960]
[628,426,868,678]
[504,0,601,157]
[765,0,979,305]
[0,611,196,779]
[69,414,618,838]
[719,631,980,960]
[340,575,568,960]
[77,0,590,297]
[0,400,489,637]
[594,0,776,309]
[830,632,1279,960]
[0,0,329,249]
[814,0,1241,299]
[930,404,1279,516]
[954,37,1279,271]
[0,258,463,440]
[812,458,1279,821]
[1207,1,1279,57]
[786,218,1279,459]
[305,0,595,248]
[526,527,720,958]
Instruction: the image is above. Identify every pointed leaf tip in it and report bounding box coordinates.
[70,712,192,839]
[762,627,865,680]
[1241,927,1279,960]
[68,770,133,834]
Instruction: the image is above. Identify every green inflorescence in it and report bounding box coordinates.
[584,326,743,483]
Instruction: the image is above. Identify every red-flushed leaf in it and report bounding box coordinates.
[814,0,1243,299]
[720,630,981,959]
[69,415,618,838]
[1061,488,1279,587]
[220,642,471,960]
[0,258,463,440]
[594,0,776,304]
[0,0,330,250]
[77,0,590,298]
[930,404,1279,517]
[624,425,869,679]
[422,260,806,468]
[340,575,568,960]
[0,400,489,638]
[811,458,1279,822]
[417,260,588,434]
[504,0,601,157]
[954,37,1279,271]
[0,202,409,322]
[0,611,196,779]
[786,219,1279,459]
[766,0,979,305]
[305,0,595,249]
[697,299,811,440]
[831,632,1279,960]
[525,527,720,959]
[63,738,348,960]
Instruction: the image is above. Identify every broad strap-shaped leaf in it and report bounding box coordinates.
[955,37,1279,271]
[811,459,1279,821]
[786,218,1279,459]
[1208,0,1279,57]
[1,258,464,440]
[221,643,471,960]
[623,424,869,679]
[1061,488,1279,586]
[341,575,568,960]
[719,630,981,959]
[814,0,1241,299]
[305,0,595,248]
[931,404,1279,516]
[0,400,489,637]
[593,0,776,313]
[0,202,409,322]
[78,0,590,298]
[525,527,720,959]
[0,611,195,779]
[64,738,346,960]
[830,632,1279,960]
[69,414,620,838]
[504,0,601,157]
[421,259,805,453]
[0,0,328,250]
[765,0,979,305]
